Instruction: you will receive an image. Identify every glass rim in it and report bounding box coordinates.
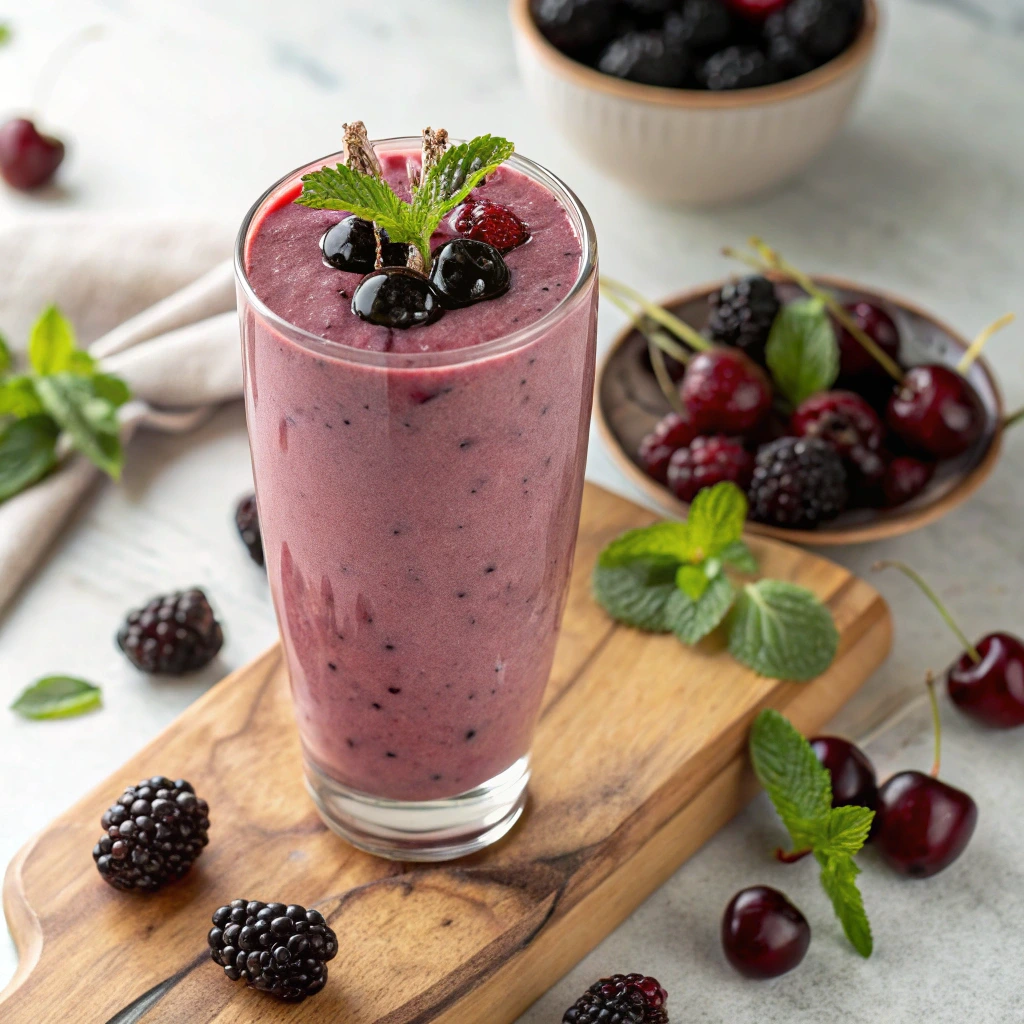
[233,137,598,369]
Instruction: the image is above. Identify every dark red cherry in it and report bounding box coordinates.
[809,736,879,814]
[837,301,901,378]
[679,348,772,435]
[637,409,698,484]
[881,455,934,508]
[947,632,1024,729]
[0,117,65,190]
[791,390,884,460]
[875,770,978,878]
[886,365,984,458]
[721,886,810,979]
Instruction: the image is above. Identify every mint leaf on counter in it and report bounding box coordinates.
[35,374,123,479]
[11,675,102,719]
[765,297,839,406]
[750,708,874,957]
[28,305,78,375]
[728,579,838,682]
[0,415,59,501]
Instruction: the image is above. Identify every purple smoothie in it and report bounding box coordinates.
[239,143,597,803]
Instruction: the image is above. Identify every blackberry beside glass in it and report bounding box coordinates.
[531,0,864,90]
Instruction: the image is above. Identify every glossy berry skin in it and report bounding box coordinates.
[428,239,510,309]
[881,455,934,508]
[351,267,443,329]
[451,199,529,253]
[721,886,810,979]
[667,435,753,502]
[637,410,698,483]
[0,118,65,190]
[875,771,978,878]
[810,736,878,813]
[836,301,900,378]
[321,215,408,274]
[531,0,616,55]
[947,632,1024,728]
[791,390,883,460]
[679,348,772,434]
[724,0,790,18]
[887,365,984,458]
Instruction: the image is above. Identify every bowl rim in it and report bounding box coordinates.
[510,0,879,110]
[595,274,1005,547]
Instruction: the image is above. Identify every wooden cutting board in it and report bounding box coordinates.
[1,483,891,1024]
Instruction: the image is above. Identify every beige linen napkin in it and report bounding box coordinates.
[0,217,241,615]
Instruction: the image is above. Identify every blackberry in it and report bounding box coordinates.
[235,493,264,567]
[117,589,224,674]
[705,275,780,362]
[320,215,408,274]
[783,0,863,63]
[748,436,848,529]
[93,776,209,892]
[762,14,816,77]
[700,45,781,90]
[209,899,338,1002]
[351,267,443,329]
[531,0,617,56]
[598,30,691,88]
[564,974,669,1024]
[428,238,510,309]
[665,0,736,55]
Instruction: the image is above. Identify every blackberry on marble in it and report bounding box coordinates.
[117,589,224,674]
[235,493,264,567]
[93,776,209,892]
[209,899,338,1002]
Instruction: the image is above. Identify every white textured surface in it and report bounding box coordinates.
[1,0,1023,1017]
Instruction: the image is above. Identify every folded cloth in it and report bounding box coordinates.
[0,217,241,615]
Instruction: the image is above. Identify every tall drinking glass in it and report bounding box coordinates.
[235,139,598,860]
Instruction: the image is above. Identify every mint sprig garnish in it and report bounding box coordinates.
[0,305,131,500]
[750,709,874,957]
[765,296,839,406]
[10,674,102,719]
[592,482,837,681]
[296,134,515,269]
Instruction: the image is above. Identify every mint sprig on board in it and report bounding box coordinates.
[0,305,131,501]
[296,134,515,269]
[592,482,838,682]
[750,709,874,956]
[10,674,102,719]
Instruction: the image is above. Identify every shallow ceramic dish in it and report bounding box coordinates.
[596,276,1004,545]
[510,0,879,205]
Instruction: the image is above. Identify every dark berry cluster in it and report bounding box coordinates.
[532,0,864,91]
[636,274,985,529]
[116,588,224,674]
[563,973,669,1024]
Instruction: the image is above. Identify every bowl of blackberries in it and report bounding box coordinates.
[597,250,1009,545]
[511,0,878,204]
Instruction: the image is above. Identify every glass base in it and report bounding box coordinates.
[304,755,530,862]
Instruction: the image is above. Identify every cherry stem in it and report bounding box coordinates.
[925,671,942,778]
[873,560,982,663]
[724,239,905,383]
[32,24,104,122]
[1004,406,1024,430]
[956,312,1015,374]
[600,277,711,354]
[775,846,813,864]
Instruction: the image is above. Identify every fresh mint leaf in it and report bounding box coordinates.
[592,559,679,631]
[0,415,59,501]
[765,297,839,406]
[0,24,10,46]
[728,579,838,681]
[818,804,874,857]
[816,850,873,957]
[295,163,410,237]
[28,305,78,375]
[68,349,97,375]
[686,482,747,559]
[412,135,515,218]
[749,708,832,844]
[719,539,758,574]
[0,376,43,418]
[599,521,696,569]
[90,372,131,408]
[665,573,735,645]
[35,374,123,479]
[0,332,11,375]
[10,675,102,719]
[676,563,709,600]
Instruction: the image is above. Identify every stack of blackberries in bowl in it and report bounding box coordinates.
[634,275,992,532]
[531,0,865,91]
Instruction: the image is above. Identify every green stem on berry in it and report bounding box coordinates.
[956,312,1015,375]
[925,671,942,779]
[32,24,104,121]
[600,277,711,354]
[873,560,981,663]
[1003,406,1024,430]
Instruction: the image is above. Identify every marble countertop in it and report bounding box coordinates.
[1,0,1022,1018]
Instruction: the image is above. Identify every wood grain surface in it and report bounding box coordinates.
[1,483,891,1024]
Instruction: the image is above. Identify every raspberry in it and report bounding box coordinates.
[790,390,884,460]
[637,410,699,483]
[705,275,780,363]
[451,199,529,252]
[680,348,773,435]
[667,435,754,502]
[748,436,848,529]
[564,974,669,1024]
[209,899,338,1002]
[235,493,264,566]
[93,776,209,892]
[116,589,224,674]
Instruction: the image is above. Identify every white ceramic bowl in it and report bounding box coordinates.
[510,0,879,205]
